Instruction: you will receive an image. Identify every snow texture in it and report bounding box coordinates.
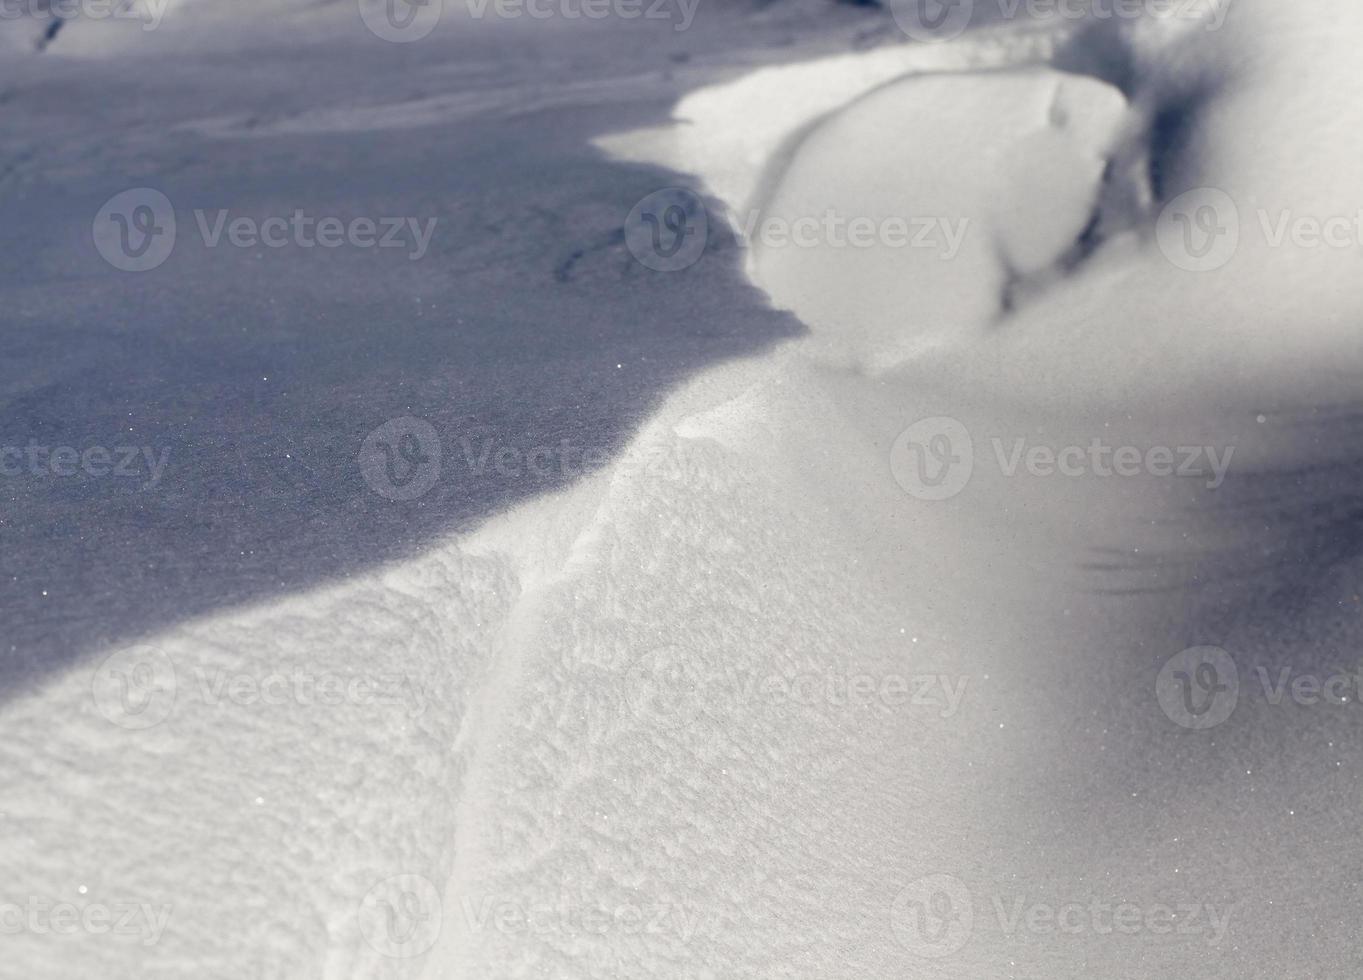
[6,0,1363,978]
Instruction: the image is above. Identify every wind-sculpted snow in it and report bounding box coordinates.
[0,543,517,977]
[7,0,1363,977]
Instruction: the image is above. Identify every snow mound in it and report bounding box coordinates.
[746,67,1126,369]
[11,1,1363,978]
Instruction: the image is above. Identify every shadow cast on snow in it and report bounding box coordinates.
[0,54,805,698]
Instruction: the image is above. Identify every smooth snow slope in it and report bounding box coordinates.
[7,1,1363,978]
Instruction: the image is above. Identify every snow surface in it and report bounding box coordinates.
[6,0,1363,978]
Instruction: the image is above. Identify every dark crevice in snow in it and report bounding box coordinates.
[34,16,63,52]
[996,155,1113,321]
[1145,101,1188,201]
[997,243,1022,318]
[1055,176,1110,272]
[554,229,625,283]
[1051,19,1139,95]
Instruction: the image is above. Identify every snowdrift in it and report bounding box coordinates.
[8,1,1363,977]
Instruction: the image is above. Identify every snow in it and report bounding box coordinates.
[7,0,1363,977]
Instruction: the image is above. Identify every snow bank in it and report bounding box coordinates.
[437,3,1363,975]
[9,1,1363,977]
